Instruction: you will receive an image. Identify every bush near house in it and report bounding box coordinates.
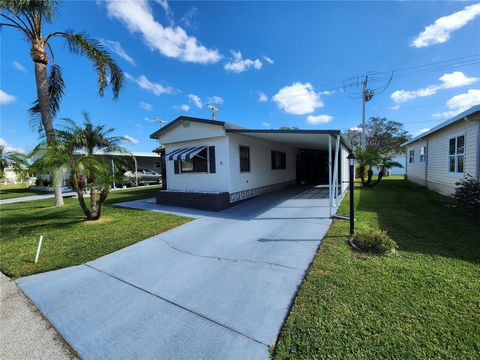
[453,175,480,212]
[273,177,479,359]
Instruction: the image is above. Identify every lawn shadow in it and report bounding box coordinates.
[356,178,480,264]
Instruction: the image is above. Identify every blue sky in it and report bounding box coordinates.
[1,0,480,153]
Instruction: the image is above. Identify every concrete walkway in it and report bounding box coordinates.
[0,192,76,205]
[18,186,333,360]
[0,273,76,360]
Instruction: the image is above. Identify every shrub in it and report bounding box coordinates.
[453,175,480,212]
[353,228,398,255]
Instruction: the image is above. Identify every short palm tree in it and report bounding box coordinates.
[0,145,29,181]
[371,155,403,186]
[1,0,124,206]
[32,114,129,220]
[355,147,381,187]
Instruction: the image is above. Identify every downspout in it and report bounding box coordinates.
[328,135,332,217]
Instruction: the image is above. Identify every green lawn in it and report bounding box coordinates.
[0,183,50,200]
[0,186,190,278]
[273,177,480,359]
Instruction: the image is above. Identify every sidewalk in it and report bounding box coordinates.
[0,192,76,205]
[0,273,76,360]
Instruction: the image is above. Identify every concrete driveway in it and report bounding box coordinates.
[18,186,333,360]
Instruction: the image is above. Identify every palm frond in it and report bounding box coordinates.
[59,31,123,99]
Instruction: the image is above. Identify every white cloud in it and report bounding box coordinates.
[180,104,190,112]
[224,51,262,73]
[263,55,274,64]
[349,126,362,132]
[433,89,480,118]
[438,71,478,88]
[100,39,136,66]
[188,94,203,108]
[12,61,27,73]
[0,90,16,105]
[411,3,480,48]
[392,104,400,110]
[207,96,223,104]
[105,0,221,64]
[262,122,271,128]
[0,138,24,153]
[272,82,323,115]
[123,135,140,144]
[414,128,430,136]
[139,101,153,111]
[180,6,199,28]
[258,91,268,102]
[125,73,174,96]
[391,71,478,105]
[319,90,334,95]
[307,114,333,125]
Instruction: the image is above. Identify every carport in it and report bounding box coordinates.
[226,129,352,217]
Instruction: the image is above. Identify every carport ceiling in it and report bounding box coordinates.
[226,130,351,150]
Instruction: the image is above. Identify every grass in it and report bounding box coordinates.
[273,177,480,359]
[0,185,190,278]
[0,183,50,200]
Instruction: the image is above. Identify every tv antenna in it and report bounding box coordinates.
[207,104,220,120]
[343,71,393,149]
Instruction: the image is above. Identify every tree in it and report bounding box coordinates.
[355,147,381,187]
[0,145,29,181]
[1,0,124,206]
[32,114,129,220]
[343,117,410,154]
[371,155,403,187]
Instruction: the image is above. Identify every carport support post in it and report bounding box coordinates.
[348,151,355,236]
[328,135,332,217]
[133,156,138,186]
[111,159,116,189]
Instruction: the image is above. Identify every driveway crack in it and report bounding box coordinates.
[158,238,305,272]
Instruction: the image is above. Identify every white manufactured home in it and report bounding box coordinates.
[150,116,352,212]
[402,105,480,196]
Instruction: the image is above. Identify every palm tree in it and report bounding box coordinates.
[32,114,129,220]
[0,145,29,181]
[1,0,124,206]
[371,155,403,187]
[355,147,381,186]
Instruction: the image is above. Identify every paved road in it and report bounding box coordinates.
[18,186,332,360]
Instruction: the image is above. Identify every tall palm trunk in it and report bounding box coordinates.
[32,41,64,206]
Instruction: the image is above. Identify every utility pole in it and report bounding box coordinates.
[361,75,368,150]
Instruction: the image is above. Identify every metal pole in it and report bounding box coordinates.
[111,159,116,189]
[349,162,355,236]
[328,135,332,217]
[134,156,138,186]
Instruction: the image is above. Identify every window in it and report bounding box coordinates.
[448,135,465,174]
[409,149,415,163]
[239,146,250,172]
[180,148,208,173]
[271,151,286,169]
[154,161,161,168]
[420,146,427,163]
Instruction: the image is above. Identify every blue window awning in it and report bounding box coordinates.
[165,146,207,161]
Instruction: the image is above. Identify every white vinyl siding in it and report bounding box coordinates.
[227,133,298,193]
[405,141,427,186]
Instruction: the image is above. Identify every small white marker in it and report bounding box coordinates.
[35,235,43,263]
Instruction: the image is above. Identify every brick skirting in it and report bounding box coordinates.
[156,190,230,211]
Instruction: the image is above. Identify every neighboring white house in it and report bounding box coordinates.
[150,116,352,211]
[402,105,480,196]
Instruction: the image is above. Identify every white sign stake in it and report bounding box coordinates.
[35,235,43,263]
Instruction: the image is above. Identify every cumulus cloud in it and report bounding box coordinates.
[139,101,153,111]
[411,3,480,48]
[263,55,274,64]
[188,94,203,108]
[258,91,268,102]
[123,135,140,144]
[0,138,24,153]
[125,73,174,96]
[307,114,333,125]
[180,6,199,28]
[100,39,136,66]
[391,71,478,105]
[224,51,262,73]
[207,96,223,104]
[433,89,480,118]
[180,104,190,112]
[12,61,27,73]
[105,0,221,64]
[0,90,16,105]
[272,82,323,115]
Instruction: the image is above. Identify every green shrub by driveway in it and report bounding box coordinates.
[353,228,397,255]
[0,186,190,278]
[273,177,480,359]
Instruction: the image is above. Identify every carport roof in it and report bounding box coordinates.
[149,116,352,151]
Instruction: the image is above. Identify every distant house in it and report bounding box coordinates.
[150,116,352,211]
[402,105,480,196]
